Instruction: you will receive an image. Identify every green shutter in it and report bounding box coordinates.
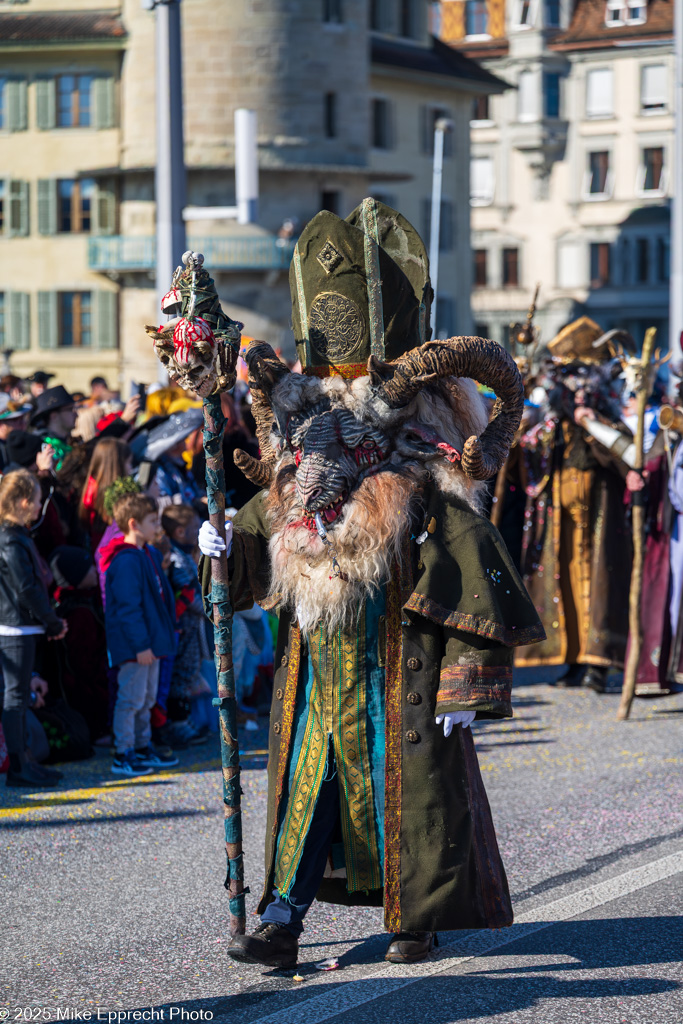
[7,292,31,351]
[38,291,58,349]
[37,179,57,235]
[36,77,56,130]
[93,180,116,235]
[7,79,28,132]
[92,76,115,129]
[8,180,29,237]
[95,289,117,349]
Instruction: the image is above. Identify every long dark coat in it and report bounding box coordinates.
[203,485,545,933]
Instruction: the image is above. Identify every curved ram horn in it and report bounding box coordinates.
[233,448,273,488]
[371,336,524,480]
[232,340,291,490]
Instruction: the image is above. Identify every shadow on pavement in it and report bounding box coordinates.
[128,915,680,1023]
[511,825,683,902]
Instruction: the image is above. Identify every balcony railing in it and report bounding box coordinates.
[88,236,296,272]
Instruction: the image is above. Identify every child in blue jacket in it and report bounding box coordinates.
[105,492,177,776]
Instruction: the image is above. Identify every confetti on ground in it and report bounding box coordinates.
[314,958,340,971]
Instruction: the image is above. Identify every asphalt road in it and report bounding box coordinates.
[1,667,682,1024]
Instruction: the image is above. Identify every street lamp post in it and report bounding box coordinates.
[429,117,453,339]
[144,0,187,383]
[670,0,683,369]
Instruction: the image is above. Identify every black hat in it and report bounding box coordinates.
[30,385,74,425]
[26,371,55,386]
[5,430,43,468]
[50,545,93,589]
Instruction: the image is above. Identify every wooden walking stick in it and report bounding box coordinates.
[617,326,658,722]
[147,251,247,934]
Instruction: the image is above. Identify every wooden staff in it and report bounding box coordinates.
[617,326,657,721]
[151,251,246,935]
[204,391,247,935]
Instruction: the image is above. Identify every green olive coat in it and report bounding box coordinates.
[201,485,545,933]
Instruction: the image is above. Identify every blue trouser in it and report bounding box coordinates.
[261,749,340,937]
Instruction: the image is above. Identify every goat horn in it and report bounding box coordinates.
[233,339,290,490]
[372,336,524,480]
[233,448,273,488]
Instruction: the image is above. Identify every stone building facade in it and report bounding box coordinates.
[438,0,673,350]
[0,0,503,391]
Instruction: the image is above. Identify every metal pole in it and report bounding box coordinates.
[154,0,187,383]
[429,117,453,339]
[235,109,259,225]
[670,0,683,370]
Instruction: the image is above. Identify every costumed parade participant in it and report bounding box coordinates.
[197,200,545,966]
[514,318,633,693]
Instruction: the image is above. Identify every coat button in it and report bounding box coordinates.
[406,657,421,671]
[405,730,420,743]
[273,722,281,734]
[406,691,421,705]
[281,654,288,666]
[275,688,284,700]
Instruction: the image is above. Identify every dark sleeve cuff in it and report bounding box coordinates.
[435,665,513,720]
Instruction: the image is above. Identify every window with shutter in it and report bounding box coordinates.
[640,65,667,114]
[7,292,31,351]
[0,79,5,130]
[639,147,666,194]
[439,200,454,252]
[502,248,520,287]
[7,79,28,132]
[56,75,93,127]
[0,181,4,234]
[57,178,96,232]
[585,151,612,197]
[518,70,538,122]
[94,181,116,236]
[38,292,59,349]
[473,250,488,287]
[95,290,117,349]
[371,98,392,149]
[59,292,92,347]
[36,78,56,130]
[93,76,116,129]
[8,181,29,237]
[590,242,611,287]
[557,239,584,288]
[586,68,613,118]
[470,157,494,206]
[37,180,58,235]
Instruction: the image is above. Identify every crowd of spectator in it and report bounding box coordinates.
[0,371,272,787]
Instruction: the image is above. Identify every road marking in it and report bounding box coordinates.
[236,849,683,1024]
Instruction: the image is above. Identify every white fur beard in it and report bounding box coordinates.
[266,471,418,635]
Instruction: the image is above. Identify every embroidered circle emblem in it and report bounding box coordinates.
[308,292,365,362]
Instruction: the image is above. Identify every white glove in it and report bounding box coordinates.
[198,519,233,559]
[435,710,476,737]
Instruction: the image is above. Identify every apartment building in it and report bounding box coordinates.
[0,0,504,391]
[439,0,673,349]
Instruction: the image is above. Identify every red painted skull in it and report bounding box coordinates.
[172,316,215,368]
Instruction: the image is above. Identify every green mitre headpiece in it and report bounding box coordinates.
[290,198,433,379]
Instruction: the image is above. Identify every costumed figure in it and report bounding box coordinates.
[515,317,634,693]
[199,200,545,967]
[634,393,683,696]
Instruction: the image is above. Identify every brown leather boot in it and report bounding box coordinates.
[385,931,437,963]
[228,922,299,968]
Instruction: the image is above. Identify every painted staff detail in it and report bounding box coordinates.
[147,251,247,934]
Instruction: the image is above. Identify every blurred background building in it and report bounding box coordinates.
[0,0,503,391]
[438,0,674,349]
